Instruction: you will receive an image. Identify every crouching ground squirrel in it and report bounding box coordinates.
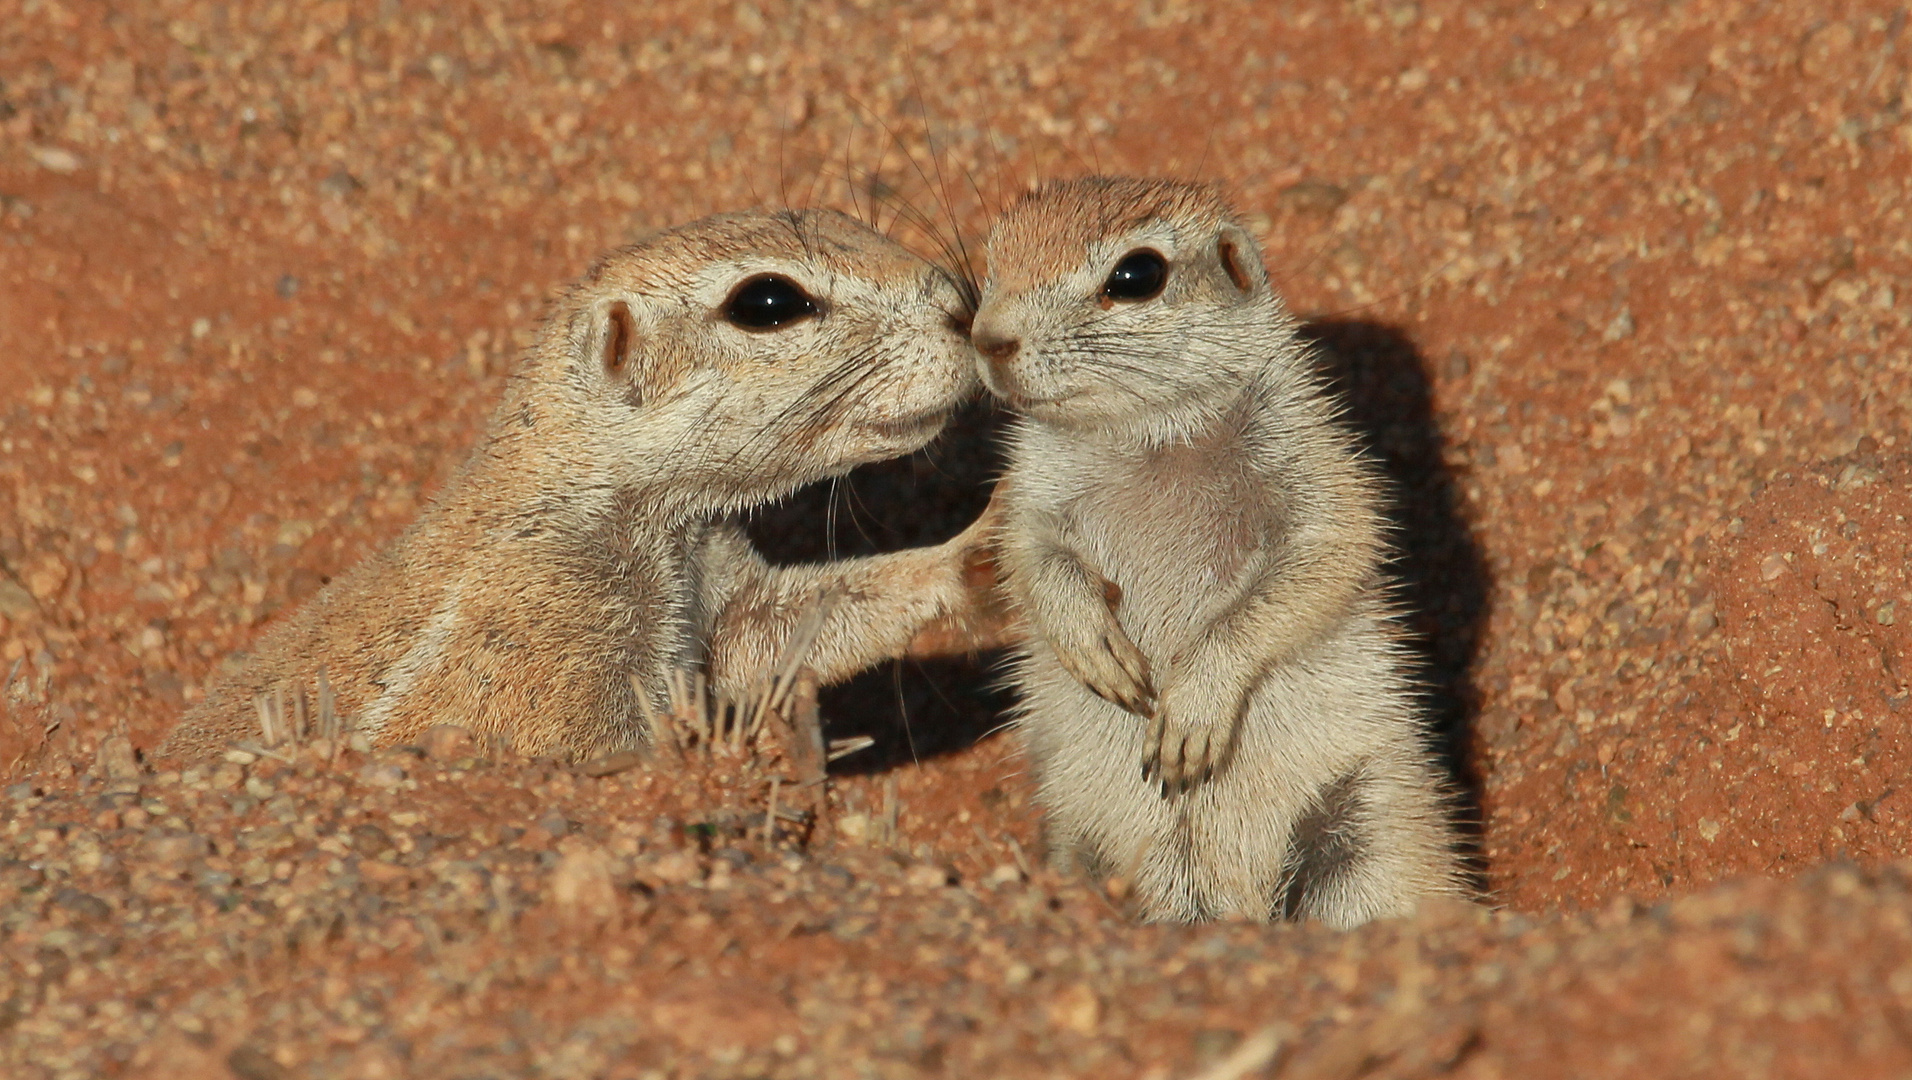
[973,177,1463,926]
[161,208,1005,763]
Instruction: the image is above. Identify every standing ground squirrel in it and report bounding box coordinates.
[973,177,1463,926]
[161,208,1002,763]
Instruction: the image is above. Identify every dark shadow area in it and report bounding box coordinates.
[1300,318,1493,859]
[745,400,1013,772]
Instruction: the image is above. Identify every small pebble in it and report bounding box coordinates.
[647,851,701,886]
[550,839,619,926]
[143,832,210,862]
[419,724,477,762]
[904,862,953,890]
[358,763,406,789]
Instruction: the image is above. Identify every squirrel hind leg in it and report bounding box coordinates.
[1274,766,1371,923]
[1274,759,1465,929]
[1040,816,1108,878]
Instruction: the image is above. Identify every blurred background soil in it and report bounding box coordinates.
[3,0,1912,1076]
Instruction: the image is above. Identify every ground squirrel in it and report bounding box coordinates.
[161,208,1002,763]
[972,177,1463,926]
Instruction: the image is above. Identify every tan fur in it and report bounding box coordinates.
[161,208,1000,763]
[974,177,1464,926]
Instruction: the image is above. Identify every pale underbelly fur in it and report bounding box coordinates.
[1011,456,1454,925]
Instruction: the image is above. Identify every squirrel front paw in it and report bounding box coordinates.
[1049,604,1155,717]
[905,533,1020,657]
[1141,683,1235,796]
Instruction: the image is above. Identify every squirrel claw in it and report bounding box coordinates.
[1145,709,1224,798]
[1053,623,1154,719]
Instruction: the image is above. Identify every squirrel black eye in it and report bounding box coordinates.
[723,274,818,331]
[1101,249,1168,303]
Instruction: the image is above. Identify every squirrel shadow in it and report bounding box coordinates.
[1300,317,1492,865]
[746,400,1014,773]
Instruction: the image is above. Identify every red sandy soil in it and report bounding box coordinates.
[3,0,1911,1076]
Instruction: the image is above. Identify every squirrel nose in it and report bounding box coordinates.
[974,332,1021,363]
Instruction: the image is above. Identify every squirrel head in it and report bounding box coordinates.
[973,177,1295,437]
[508,208,978,511]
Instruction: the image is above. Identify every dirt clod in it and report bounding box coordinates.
[417,723,477,762]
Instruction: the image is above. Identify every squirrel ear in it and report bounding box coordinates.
[1216,225,1267,295]
[601,300,638,378]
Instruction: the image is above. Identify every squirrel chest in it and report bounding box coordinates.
[1041,428,1276,655]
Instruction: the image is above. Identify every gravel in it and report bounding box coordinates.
[4,0,1911,1075]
